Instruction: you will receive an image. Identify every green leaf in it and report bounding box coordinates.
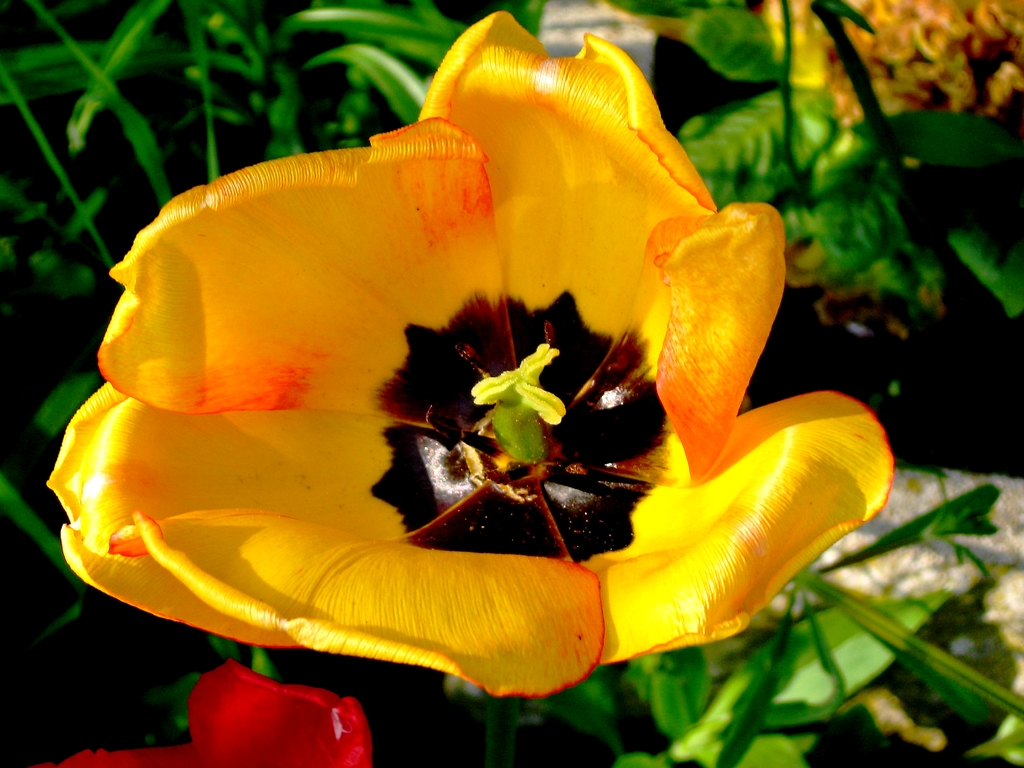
[735,735,810,768]
[32,371,102,439]
[966,715,1024,764]
[717,611,794,768]
[32,596,84,646]
[63,186,108,240]
[0,174,49,223]
[949,227,1024,318]
[0,58,112,266]
[679,90,834,206]
[67,0,175,152]
[22,0,172,206]
[180,0,219,181]
[143,672,200,740]
[768,594,946,727]
[546,666,624,755]
[279,8,464,68]
[265,63,305,160]
[305,44,427,125]
[890,111,1024,167]
[889,636,990,724]
[0,471,84,593]
[801,573,1024,722]
[250,646,282,681]
[208,634,244,662]
[625,647,710,740]
[810,0,873,33]
[683,8,781,83]
[824,485,1000,572]
[612,753,669,768]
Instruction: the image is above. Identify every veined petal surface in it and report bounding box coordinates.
[421,12,714,345]
[589,391,893,662]
[133,510,602,697]
[48,384,405,554]
[100,119,502,415]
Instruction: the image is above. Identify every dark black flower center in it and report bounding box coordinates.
[373,292,669,562]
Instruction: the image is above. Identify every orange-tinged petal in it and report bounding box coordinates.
[129,510,602,697]
[657,203,786,480]
[421,13,714,343]
[100,118,502,415]
[62,525,296,648]
[47,385,406,555]
[588,391,893,662]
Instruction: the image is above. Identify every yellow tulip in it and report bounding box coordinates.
[49,13,893,697]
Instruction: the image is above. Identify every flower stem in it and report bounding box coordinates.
[778,0,805,201]
[484,695,520,768]
[810,1,903,175]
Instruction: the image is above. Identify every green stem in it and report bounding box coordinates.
[23,0,172,206]
[485,695,520,768]
[811,2,903,175]
[778,0,804,200]
[799,572,1024,720]
[179,0,220,181]
[0,59,112,267]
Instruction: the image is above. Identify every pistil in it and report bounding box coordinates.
[471,344,566,463]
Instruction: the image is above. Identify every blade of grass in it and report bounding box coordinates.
[23,0,172,206]
[0,58,112,267]
[304,44,427,125]
[180,0,219,181]
[0,471,84,594]
[67,0,175,152]
[800,572,1024,721]
[717,600,794,768]
[821,485,1000,573]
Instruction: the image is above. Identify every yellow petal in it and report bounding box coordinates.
[62,525,296,647]
[47,385,406,556]
[589,391,893,662]
[657,203,786,480]
[100,118,502,415]
[132,510,603,697]
[421,12,714,341]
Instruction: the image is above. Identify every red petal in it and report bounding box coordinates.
[30,746,197,767]
[189,660,372,768]
[34,661,371,768]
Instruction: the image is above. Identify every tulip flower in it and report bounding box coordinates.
[32,660,371,767]
[49,12,893,697]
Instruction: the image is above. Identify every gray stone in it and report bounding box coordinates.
[539,0,656,81]
[819,468,1024,696]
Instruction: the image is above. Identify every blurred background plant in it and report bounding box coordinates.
[2,0,1023,766]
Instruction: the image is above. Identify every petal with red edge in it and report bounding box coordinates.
[48,385,405,555]
[62,525,295,647]
[421,12,714,344]
[189,660,371,768]
[656,203,786,480]
[588,391,893,662]
[31,748,197,768]
[100,118,502,415]
[132,510,603,697]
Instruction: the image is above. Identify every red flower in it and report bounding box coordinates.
[32,661,371,768]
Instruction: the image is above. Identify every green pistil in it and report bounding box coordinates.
[471,344,566,463]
